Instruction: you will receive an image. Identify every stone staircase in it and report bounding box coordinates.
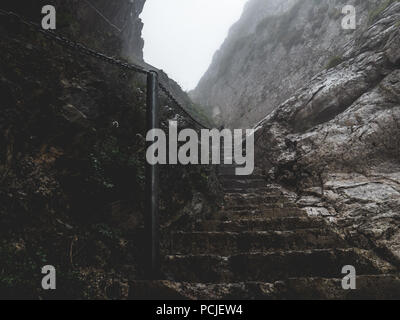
[129,165,400,300]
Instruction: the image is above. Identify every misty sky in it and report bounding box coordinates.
[140,0,248,91]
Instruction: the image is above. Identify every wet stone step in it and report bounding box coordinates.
[162,249,395,283]
[169,229,348,255]
[223,201,296,211]
[217,207,305,220]
[222,188,279,194]
[194,217,328,232]
[224,189,283,197]
[220,179,266,187]
[128,280,278,300]
[280,275,400,300]
[224,191,283,200]
[219,174,265,180]
[224,193,284,202]
[128,275,400,300]
[221,179,265,185]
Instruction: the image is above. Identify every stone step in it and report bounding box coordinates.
[129,280,278,300]
[217,207,304,220]
[168,229,347,255]
[128,275,400,300]
[194,217,328,232]
[221,189,294,199]
[224,194,284,207]
[279,275,400,300]
[162,249,395,283]
[222,187,272,194]
[223,201,296,211]
[224,193,285,200]
[221,180,267,190]
[220,179,266,189]
[219,174,265,180]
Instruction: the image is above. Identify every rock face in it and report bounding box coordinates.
[191,0,387,128]
[0,0,221,299]
[1,0,146,62]
[0,0,150,299]
[69,0,146,62]
[255,1,400,265]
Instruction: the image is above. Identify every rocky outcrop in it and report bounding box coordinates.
[191,0,389,128]
[255,1,400,264]
[0,0,221,299]
[1,0,146,62]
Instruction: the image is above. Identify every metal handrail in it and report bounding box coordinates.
[0,8,214,279]
[145,71,160,279]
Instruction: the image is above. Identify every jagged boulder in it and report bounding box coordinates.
[255,2,400,263]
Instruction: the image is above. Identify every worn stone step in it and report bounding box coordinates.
[220,179,266,188]
[223,202,299,210]
[128,280,277,300]
[162,249,395,283]
[224,192,285,206]
[169,229,347,255]
[224,195,285,207]
[224,191,282,199]
[223,201,296,211]
[194,217,328,232]
[279,275,400,300]
[222,187,272,194]
[220,177,265,182]
[128,275,400,300]
[217,207,305,220]
[219,174,265,180]
[221,183,267,191]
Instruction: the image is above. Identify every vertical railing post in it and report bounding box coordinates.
[145,71,160,279]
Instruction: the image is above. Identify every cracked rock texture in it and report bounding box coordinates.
[0,0,222,299]
[255,1,400,264]
[1,0,146,63]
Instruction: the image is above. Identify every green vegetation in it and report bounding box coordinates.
[325,56,344,70]
[185,102,217,128]
[368,0,399,25]
[327,7,342,20]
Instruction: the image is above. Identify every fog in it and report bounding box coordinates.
[140,0,248,91]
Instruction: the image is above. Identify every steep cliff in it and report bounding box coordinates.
[255,1,400,265]
[191,0,387,128]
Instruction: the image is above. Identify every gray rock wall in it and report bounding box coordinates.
[1,0,146,62]
[191,0,383,128]
[255,1,400,264]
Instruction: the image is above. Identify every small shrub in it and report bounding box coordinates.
[325,56,344,70]
[368,0,399,25]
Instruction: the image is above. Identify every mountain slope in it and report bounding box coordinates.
[191,0,386,128]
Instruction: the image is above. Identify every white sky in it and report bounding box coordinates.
[140,0,248,91]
